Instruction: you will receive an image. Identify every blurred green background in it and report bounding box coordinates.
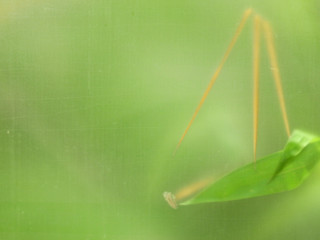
[1,0,320,239]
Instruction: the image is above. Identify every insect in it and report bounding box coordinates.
[164,9,320,208]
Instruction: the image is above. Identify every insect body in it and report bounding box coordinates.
[164,9,320,208]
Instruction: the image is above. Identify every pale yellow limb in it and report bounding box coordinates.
[263,21,291,137]
[253,15,261,162]
[174,8,253,153]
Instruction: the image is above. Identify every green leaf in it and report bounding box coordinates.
[270,130,318,182]
[180,130,320,206]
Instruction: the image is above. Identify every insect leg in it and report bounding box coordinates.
[253,15,262,162]
[174,8,253,153]
[263,20,291,137]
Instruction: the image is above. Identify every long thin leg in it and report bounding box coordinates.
[174,8,253,153]
[263,21,291,137]
[253,15,261,162]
